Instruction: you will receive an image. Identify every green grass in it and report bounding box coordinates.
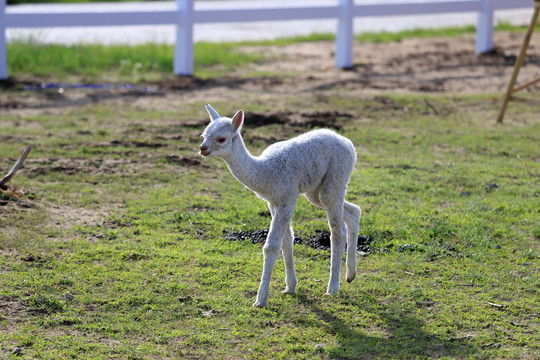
[355,25,474,43]
[0,89,539,359]
[7,21,540,83]
[1,26,539,359]
[7,39,263,82]
[356,21,540,43]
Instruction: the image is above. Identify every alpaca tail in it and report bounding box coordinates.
[344,201,361,283]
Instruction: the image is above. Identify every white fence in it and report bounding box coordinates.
[0,0,535,80]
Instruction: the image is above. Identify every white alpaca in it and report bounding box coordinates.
[199,104,361,307]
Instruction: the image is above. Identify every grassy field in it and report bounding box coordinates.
[6,40,264,82]
[1,31,540,359]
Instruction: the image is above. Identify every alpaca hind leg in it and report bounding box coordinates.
[344,201,361,282]
[306,189,346,294]
[318,167,349,295]
[324,206,346,296]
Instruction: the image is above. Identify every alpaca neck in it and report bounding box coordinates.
[221,134,262,190]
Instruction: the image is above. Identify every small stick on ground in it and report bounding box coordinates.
[487,301,505,308]
[0,147,32,190]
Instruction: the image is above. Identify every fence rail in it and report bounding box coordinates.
[0,0,534,80]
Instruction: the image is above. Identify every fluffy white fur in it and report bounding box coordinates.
[199,104,361,307]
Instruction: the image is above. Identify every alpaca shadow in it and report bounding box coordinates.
[296,292,478,359]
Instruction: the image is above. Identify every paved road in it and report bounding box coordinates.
[5,0,535,44]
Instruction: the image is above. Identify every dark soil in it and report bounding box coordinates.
[224,229,373,252]
[108,140,167,148]
[166,154,205,167]
[223,229,468,260]
[244,111,352,130]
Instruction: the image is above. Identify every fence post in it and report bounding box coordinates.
[336,0,353,68]
[174,0,194,76]
[476,0,494,53]
[1,0,7,80]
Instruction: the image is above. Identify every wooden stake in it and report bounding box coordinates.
[0,147,32,188]
[497,2,540,123]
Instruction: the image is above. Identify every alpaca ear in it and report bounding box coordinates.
[231,110,244,133]
[205,104,220,122]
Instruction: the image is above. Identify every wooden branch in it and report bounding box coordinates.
[0,147,32,188]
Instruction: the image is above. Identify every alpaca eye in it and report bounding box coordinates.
[216,137,226,143]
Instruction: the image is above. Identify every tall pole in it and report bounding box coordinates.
[476,0,494,54]
[174,0,194,76]
[336,0,353,69]
[0,0,7,80]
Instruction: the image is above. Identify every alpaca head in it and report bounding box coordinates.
[199,104,244,158]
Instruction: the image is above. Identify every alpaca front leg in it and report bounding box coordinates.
[281,225,297,294]
[254,205,294,307]
[253,240,280,307]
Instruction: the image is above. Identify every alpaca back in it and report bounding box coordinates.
[253,129,356,199]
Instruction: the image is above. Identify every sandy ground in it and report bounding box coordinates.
[232,32,540,94]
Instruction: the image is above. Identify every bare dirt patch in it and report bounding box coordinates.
[46,205,108,228]
[238,32,540,95]
[0,195,34,213]
[22,157,139,176]
[1,32,539,114]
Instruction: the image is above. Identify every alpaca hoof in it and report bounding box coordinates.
[253,295,268,307]
[324,292,337,297]
[325,284,339,296]
[282,288,296,295]
[346,273,356,283]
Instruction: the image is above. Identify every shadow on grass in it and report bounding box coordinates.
[297,292,477,359]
